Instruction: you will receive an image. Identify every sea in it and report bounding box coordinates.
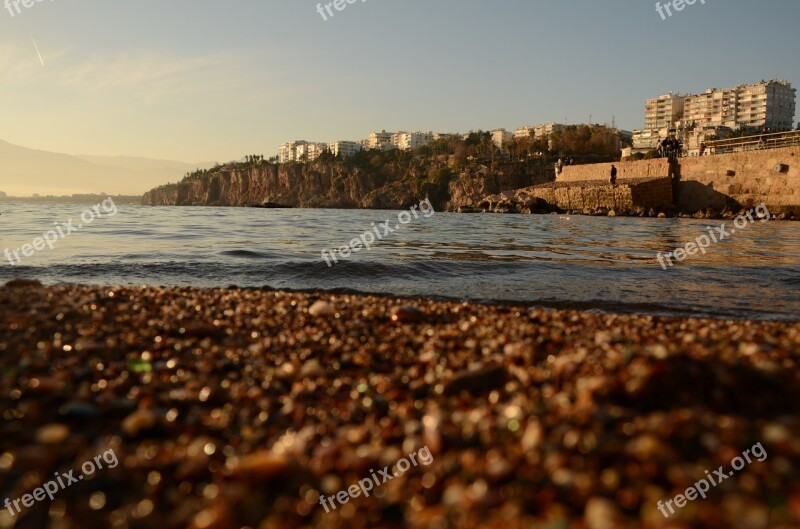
[1,203,799,321]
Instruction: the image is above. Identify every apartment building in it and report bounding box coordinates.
[278,140,329,163]
[328,141,363,159]
[631,129,662,150]
[392,131,434,150]
[514,126,535,139]
[533,122,566,138]
[367,130,395,150]
[632,80,796,150]
[514,123,565,139]
[645,93,686,130]
[683,80,796,131]
[491,129,514,148]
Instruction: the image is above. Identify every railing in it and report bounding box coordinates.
[703,130,800,155]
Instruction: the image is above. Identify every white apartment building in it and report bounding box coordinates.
[633,80,797,150]
[514,126,535,139]
[328,141,363,159]
[368,130,395,150]
[514,123,565,140]
[645,93,686,130]
[307,143,329,160]
[392,131,434,151]
[683,80,796,131]
[631,129,663,150]
[278,140,329,163]
[491,129,514,148]
[533,122,565,138]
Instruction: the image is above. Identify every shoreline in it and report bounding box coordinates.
[1,281,798,528]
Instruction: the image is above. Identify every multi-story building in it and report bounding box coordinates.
[278,141,304,163]
[514,123,565,140]
[392,131,434,151]
[367,130,395,150]
[490,129,513,147]
[279,140,329,163]
[533,123,566,138]
[514,126,535,139]
[682,80,796,131]
[645,93,686,130]
[633,81,797,150]
[307,143,329,160]
[631,129,662,150]
[328,141,363,159]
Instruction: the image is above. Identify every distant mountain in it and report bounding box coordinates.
[0,140,216,197]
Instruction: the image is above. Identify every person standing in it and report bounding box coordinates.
[610,165,618,186]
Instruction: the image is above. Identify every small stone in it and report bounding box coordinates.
[122,410,158,437]
[594,331,612,346]
[230,450,289,483]
[308,300,334,317]
[390,305,426,323]
[300,359,324,378]
[444,363,507,396]
[59,401,101,419]
[36,424,70,445]
[503,341,534,360]
[521,421,543,451]
[607,210,616,217]
[645,344,669,359]
[762,423,790,444]
[585,497,622,529]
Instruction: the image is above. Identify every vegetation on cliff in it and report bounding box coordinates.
[144,125,624,209]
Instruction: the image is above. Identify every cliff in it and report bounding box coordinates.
[141,160,553,211]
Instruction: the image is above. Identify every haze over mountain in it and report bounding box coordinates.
[0,140,215,197]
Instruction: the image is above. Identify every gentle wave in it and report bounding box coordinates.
[1,204,799,321]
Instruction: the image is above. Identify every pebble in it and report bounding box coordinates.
[308,300,334,317]
[390,305,427,323]
[0,284,797,528]
[122,409,158,436]
[444,363,508,396]
[35,424,70,445]
[59,401,101,419]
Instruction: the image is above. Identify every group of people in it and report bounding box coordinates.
[659,137,683,159]
[554,158,575,177]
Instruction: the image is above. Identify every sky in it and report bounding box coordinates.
[0,0,798,164]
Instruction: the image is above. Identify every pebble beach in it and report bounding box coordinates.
[1,280,798,529]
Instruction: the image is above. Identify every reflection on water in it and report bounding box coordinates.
[0,204,798,321]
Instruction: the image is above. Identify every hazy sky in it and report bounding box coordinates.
[1,0,798,163]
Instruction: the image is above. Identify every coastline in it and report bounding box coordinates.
[1,281,798,528]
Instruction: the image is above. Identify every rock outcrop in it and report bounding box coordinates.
[141,160,553,211]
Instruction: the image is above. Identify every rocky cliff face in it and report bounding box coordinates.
[141,161,553,211]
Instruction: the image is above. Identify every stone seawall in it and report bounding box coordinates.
[478,177,673,214]
[555,146,800,215]
[676,146,800,213]
[558,159,671,182]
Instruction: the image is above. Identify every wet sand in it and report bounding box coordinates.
[0,281,798,529]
